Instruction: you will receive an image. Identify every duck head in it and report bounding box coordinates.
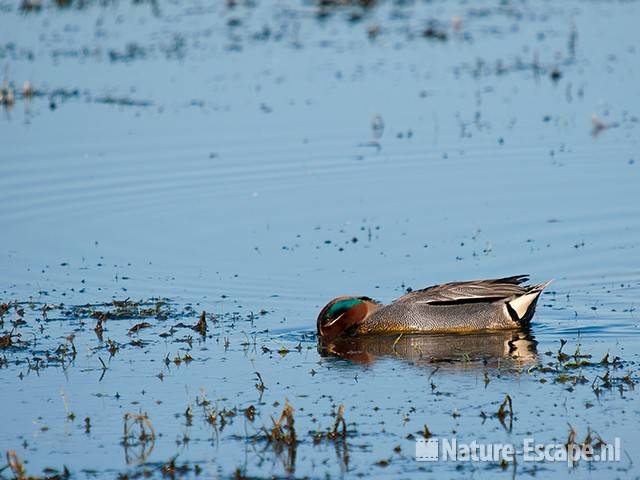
[317,296,379,340]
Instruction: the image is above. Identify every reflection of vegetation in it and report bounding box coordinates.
[312,404,350,472]
[496,394,513,432]
[263,400,297,474]
[122,412,156,465]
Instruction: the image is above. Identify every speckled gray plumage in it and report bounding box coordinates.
[354,275,548,335]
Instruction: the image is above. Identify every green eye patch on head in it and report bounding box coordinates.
[325,298,363,320]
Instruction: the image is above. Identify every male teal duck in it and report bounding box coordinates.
[317,275,551,340]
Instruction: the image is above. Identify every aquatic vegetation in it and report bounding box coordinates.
[264,400,297,446]
[3,450,69,480]
[312,404,348,442]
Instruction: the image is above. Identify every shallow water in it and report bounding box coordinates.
[1,0,640,478]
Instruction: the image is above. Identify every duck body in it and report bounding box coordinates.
[355,300,520,335]
[317,275,550,340]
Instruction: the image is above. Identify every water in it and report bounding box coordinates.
[1,0,639,478]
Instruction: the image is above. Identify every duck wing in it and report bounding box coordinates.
[395,275,544,305]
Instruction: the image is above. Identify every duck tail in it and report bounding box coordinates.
[506,279,553,325]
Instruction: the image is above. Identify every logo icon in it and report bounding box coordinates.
[416,439,439,462]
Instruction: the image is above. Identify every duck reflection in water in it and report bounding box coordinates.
[318,329,538,367]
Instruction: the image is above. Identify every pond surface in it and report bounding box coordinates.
[1,0,640,478]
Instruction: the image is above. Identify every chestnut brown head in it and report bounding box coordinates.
[317,296,377,340]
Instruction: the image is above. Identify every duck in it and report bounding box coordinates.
[317,275,551,340]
